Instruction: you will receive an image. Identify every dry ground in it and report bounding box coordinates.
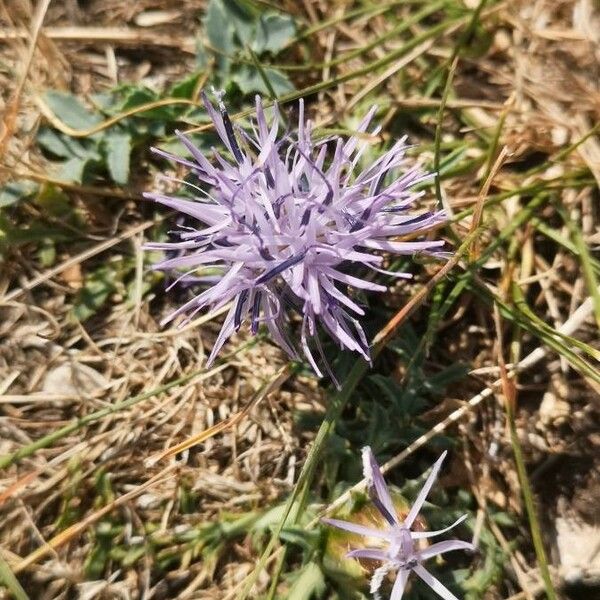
[0,1,599,599]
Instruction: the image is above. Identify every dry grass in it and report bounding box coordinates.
[0,0,598,599]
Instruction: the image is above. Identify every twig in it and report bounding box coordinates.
[0,27,196,52]
[0,0,51,163]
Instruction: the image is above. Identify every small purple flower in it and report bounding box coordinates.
[146,92,446,376]
[322,448,474,600]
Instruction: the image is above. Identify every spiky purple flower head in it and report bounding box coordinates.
[145,92,446,378]
[322,448,475,600]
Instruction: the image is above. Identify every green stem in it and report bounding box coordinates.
[236,359,369,600]
[434,0,488,205]
[505,402,558,600]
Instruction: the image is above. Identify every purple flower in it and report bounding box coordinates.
[145,92,446,376]
[322,448,474,600]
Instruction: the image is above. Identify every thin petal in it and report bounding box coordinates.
[346,548,388,561]
[412,564,460,600]
[205,303,237,366]
[362,447,398,525]
[418,539,475,561]
[390,568,410,600]
[404,451,447,528]
[411,514,468,539]
[321,518,390,540]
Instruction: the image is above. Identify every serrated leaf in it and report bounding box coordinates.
[253,13,296,54]
[105,131,131,185]
[222,0,255,45]
[44,91,102,130]
[120,87,157,109]
[37,127,94,161]
[0,181,37,208]
[232,65,294,96]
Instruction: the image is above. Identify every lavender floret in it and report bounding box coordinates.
[323,448,474,600]
[146,93,446,375]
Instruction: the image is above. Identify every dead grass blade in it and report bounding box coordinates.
[12,465,177,574]
[0,0,51,163]
[34,96,204,138]
[1,220,157,303]
[147,365,292,464]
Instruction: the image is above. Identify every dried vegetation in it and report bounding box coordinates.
[0,0,598,599]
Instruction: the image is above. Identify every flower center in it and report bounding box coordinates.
[388,526,416,567]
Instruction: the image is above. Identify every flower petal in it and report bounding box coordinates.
[412,564,460,600]
[404,451,447,528]
[411,514,468,539]
[418,539,475,561]
[321,518,390,540]
[362,447,398,525]
[390,568,410,600]
[346,548,388,561]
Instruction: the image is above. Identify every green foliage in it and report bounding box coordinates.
[72,264,120,322]
[201,0,296,96]
[0,553,29,600]
[286,562,327,600]
[104,130,132,185]
[0,181,37,208]
[0,184,75,247]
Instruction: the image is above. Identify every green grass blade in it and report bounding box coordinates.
[0,552,29,600]
[505,401,558,600]
[556,204,600,329]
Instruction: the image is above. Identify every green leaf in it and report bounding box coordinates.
[119,86,157,110]
[37,239,56,267]
[232,65,294,96]
[253,13,296,54]
[286,562,326,600]
[168,72,202,99]
[0,181,37,208]
[34,184,73,218]
[44,91,102,130]
[104,131,131,185]
[221,0,255,45]
[37,128,77,159]
[59,156,90,183]
[204,0,235,54]
[72,266,116,321]
[0,214,71,246]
